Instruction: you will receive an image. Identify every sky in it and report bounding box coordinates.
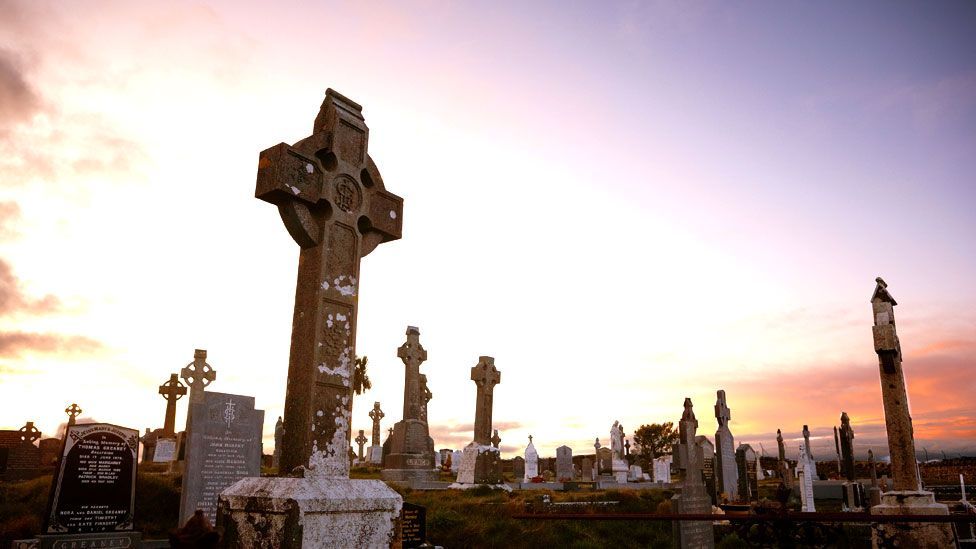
[1,1,974,462]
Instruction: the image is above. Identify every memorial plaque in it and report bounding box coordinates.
[401,502,427,548]
[43,423,138,534]
[153,438,176,462]
[180,391,264,525]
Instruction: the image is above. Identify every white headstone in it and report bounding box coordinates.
[524,436,539,482]
[797,443,816,512]
[653,455,673,483]
[451,450,462,473]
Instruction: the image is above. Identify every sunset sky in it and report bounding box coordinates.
[1,1,974,462]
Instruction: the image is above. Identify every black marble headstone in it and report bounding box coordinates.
[401,502,427,548]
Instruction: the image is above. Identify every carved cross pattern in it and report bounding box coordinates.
[369,401,384,445]
[19,421,41,444]
[470,356,501,445]
[624,439,631,455]
[65,403,82,422]
[355,429,367,459]
[714,389,731,427]
[180,349,216,402]
[491,429,501,448]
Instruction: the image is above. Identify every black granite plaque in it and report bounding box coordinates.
[401,502,426,548]
[43,423,138,534]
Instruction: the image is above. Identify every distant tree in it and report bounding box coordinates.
[632,422,679,470]
[353,356,371,395]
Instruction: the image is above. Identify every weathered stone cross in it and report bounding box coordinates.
[19,421,40,444]
[397,327,428,422]
[158,373,187,435]
[256,89,402,478]
[839,411,855,481]
[180,349,215,404]
[355,429,367,460]
[802,424,813,460]
[470,356,500,445]
[714,390,731,428]
[369,401,384,446]
[64,403,82,427]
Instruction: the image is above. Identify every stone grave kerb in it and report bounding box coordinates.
[254,89,403,478]
[180,349,215,405]
[470,356,500,446]
[158,373,187,435]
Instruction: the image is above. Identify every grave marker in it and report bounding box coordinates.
[383,327,437,482]
[713,390,738,501]
[671,398,714,549]
[556,445,573,481]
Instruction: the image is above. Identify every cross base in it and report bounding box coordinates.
[870,490,957,548]
[218,477,402,548]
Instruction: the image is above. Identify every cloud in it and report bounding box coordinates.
[0,331,102,358]
[429,421,523,450]
[0,258,60,316]
[0,201,20,240]
[0,48,41,128]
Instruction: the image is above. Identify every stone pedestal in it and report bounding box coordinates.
[38,532,141,549]
[870,490,956,548]
[454,443,502,485]
[218,477,402,548]
[368,445,382,464]
[843,481,865,511]
[612,458,628,484]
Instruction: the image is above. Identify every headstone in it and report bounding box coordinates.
[628,464,643,481]
[597,447,613,476]
[455,356,502,486]
[670,398,714,549]
[39,423,141,548]
[839,411,863,510]
[609,421,628,483]
[867,449,882,506]
[272,416,283,470]
[868,278,956,547]
[713,390,738,501]
[581,457,593,481]
[523,435,539,481]
[450,450,461,473]
[802,424,820,480]
[0,421,42,481]
[218,90,404,547]
[512,456,525,480]
[355,429,367,462]
[400,502,427,548]
[383,327,437,482]
[797,442,816,512]
[776,429,793,489]
[556,445,573,481]
[735,444,758,501]
[153,438,177,462]
[367,402,384,464]
[653,455,672,483]
[159,373,187,435]
[179,391,264,526]
[696,435,717,504]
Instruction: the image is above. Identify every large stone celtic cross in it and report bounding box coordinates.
[159,373,187,435]
[257,89,403,478]
[470,356,500,445]
[180,349,215,404]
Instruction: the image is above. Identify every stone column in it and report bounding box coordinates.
[868,278,955,547]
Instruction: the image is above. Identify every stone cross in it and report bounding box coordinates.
[839,412,855,482]
[158,373,187,435]
[64,403,82,433]
[871,277,920,491]
[470,356,500,445]
[868,449,878,487]
[833,426,842,473]
[255,89,403,479]
[19,421,41,444]
[369,401,384,446]
[802,424,813,460]
[672,398,714,548]
[776,429,785,462]
[180,349,215,404]
[625,439,631,456]
[398,327,428,422]
[714,390,731,428]
[355,429,367,460]
[490,429,501,449]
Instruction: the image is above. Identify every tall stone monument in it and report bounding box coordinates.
[802,424,820,480]
[272,416,283,470]
[367,401,384,464]
[455,356,502,485]
[523,435,539,481]
[713,390,738,501]
[868,278,955,547]
[355,430,367,462]
[610,421,628,483]
[218,89,403,547]
[671,398,714,549]
[383,327,437,482]
[839,411,863,510]
[776,429,793,489]
[159,374,187,435]
[797,442,816,512]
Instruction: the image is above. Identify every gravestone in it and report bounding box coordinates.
[512,456,525,480]
[455,356,502,486]
[610,421,628,483]
[833,426,843,476]
[218,90,403,547]
[581,457,593,481]
[272,416,283,470]
[0,422,42,481]
[556,445,573,481]
[153,438,177,462]
[383,327,437,482]
[868,278,956,547]
[597,447,613,476]
[653,455,672,483]
[696,435,717,504]
[159,373,187,435]
[797,442,816,512]
[801,424,820,480]
[713,390,738,501]
[450,449,461,473]
[355,429,367,461]
[401,503,427,548]
[867,449,882,506]
[40,423,140,548]
[368,402,384,464]
[628,464,643,481]
[735,444,758,501]
[179,391,263,526]
[523,435,539,481]
[671,398,714,549]
[839,411,863,510]
[63,403,82,438]
[776,429,793,489]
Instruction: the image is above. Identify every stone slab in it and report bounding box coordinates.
[870,490,956,548]
[152,438,176,462]
[38,532,141,549]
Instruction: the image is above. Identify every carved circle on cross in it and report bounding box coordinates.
[65,403,82,419]
[181,358,215,391]
[334,176,361,213]
[19,422,41,443]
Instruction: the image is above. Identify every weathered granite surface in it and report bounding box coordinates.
[383,327,437,482]
[671,398,714,549]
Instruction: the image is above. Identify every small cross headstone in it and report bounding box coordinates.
[355,429,367,460]
[64,404,82,429]
[470,356,500,445]
[158,373,187,435]
[714,390,738,501]
[523,435,538,481]
[490,429,501,449]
